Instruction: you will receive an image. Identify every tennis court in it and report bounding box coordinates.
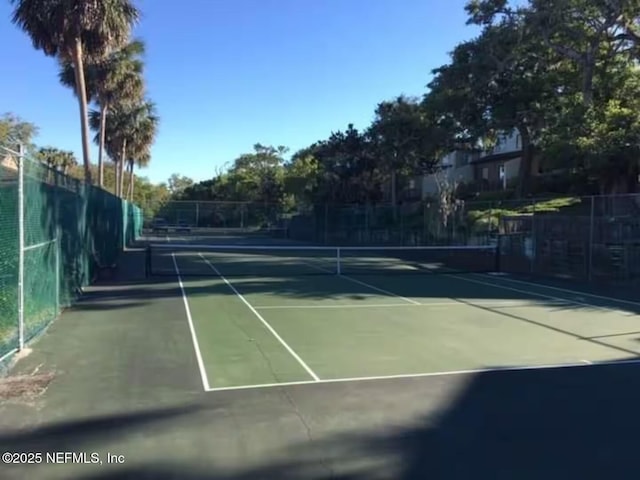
[146,239,640,392]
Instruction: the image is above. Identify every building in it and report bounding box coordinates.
[420,149,480,198]
[420,130,526,198]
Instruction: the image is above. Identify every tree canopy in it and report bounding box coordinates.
[173,0,640,205]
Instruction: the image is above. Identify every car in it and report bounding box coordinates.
[152,218,169,233]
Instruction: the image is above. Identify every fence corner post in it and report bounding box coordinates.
[17,143,25,351]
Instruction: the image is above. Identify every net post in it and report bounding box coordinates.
[17,143,25,351]
[336,247,341,275]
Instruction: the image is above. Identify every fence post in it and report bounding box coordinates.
[400,208,404,245]
[530,198,536,274]
[487,201,493,247]
[17,144,25,351]
[324,203,329,245]
[55,236,60,316]
[422,202,426,246]
[365,204,370,244]
[588,195,595,282]
[54,169,61,314]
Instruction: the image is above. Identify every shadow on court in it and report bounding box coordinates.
[2,248,640,479]
[2,360,639,479]
[74,267,640,317]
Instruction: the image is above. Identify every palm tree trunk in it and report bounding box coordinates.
[119,157,127,198]
[117,140,127,197]
[127,161,135,201]
[116,161,122,197]
[71,38,92,184]
[114,161,119,196]
[119,166,126,198]
[98,103,108,188]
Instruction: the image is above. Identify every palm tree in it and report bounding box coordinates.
[90,106,125,196]
[93,100,158,197]
[10,0,140,184]
[36,147,78,181]
[126,150,151,200]
[60,40,145,187]
[119,101,158,198]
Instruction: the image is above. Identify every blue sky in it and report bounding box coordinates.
[0,0,480,185]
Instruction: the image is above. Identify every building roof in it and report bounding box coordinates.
[471,149,522,165]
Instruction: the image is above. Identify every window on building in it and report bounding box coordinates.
[482,167,489,180]
[515,134,521,149]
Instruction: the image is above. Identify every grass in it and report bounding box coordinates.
[288,195,586,244]
[466,196,582,233]
[369,196,583,235]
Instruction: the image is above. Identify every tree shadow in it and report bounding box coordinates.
[87,264,640,317]
[0,403,205,453]
[5,359,638,479]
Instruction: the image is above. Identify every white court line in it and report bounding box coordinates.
[23,238,56,251]
[298,259,420,306]
[448,274,616,312]
[253,300,561,310]
[172,253,211,391]
[205,357,640,392]
[254,303,414,310]
[340,275,421,305]
[198,253,320,382]
[478,273,640,309]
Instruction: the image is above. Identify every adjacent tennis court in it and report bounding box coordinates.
[146,240,640,392]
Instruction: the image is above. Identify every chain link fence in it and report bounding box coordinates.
[496,194,640,285]
[0,146,143,366]
[147,194,640,286]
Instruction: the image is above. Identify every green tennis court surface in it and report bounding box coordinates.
[161,245,640,392]
[4,244,640,479]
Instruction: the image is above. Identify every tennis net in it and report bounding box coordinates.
[146,243,500,277]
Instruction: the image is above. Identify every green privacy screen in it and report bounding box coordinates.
[0,153,143,364]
